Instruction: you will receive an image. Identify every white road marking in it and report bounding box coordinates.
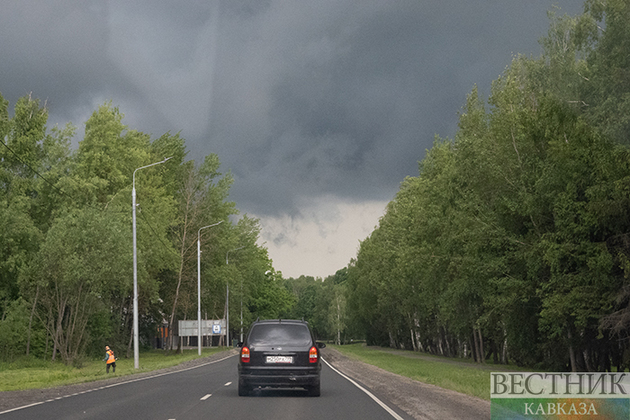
[0,353,237,416]
[323,358,405,420]
[224,382,232,386]
[201,394,212,400]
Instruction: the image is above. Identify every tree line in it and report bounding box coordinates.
[341,0,630,371]
[0,98,293,364]
[280,269,349,345]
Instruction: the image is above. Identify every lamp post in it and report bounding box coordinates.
[197,221,223,355]
[132,157,171,369]
[226,246,244,347]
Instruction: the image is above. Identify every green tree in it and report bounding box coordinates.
[328,283,347,345]
[162,152,235,351]
[249,270,295,321]
[20,208,129,364]
[0,94,47,324]
[580,0,630,144]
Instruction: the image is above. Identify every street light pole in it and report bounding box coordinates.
[226,246,244,347]
[132,157,171,369]
[197,221,223,355]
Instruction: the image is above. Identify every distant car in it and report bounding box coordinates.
[237,319,326,396]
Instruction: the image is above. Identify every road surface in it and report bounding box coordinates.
[0,353,412,420]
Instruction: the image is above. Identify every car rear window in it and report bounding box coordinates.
[248,324,312,347]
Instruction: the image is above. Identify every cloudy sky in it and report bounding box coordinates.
[1,0,585,278]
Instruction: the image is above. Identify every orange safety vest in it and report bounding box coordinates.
[106,349,116,364]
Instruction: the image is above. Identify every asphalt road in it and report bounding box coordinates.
[0,354,412,420]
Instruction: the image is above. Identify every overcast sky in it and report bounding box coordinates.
[1,0,586,278]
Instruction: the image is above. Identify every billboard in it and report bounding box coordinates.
[178,319,226,337]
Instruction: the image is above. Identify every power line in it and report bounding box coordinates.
[137,205,180,258]
[1,137,176,258]
[1,138,74,202]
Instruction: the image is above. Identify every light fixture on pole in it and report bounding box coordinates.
[132,157,171,369]
[226,246,244,347]
[197,221,224,356]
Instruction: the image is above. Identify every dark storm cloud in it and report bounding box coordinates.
[0,0,585,217]
[207,0,586,215]
[1,2,111,114]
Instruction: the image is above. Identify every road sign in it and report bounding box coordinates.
[178,319,226,336]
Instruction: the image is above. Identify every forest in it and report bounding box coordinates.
[1,0,629,372]
[343,0,630,371]
[0,95,301,363]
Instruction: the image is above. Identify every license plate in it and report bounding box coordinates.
[266,356,293,364]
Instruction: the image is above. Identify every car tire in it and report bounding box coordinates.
[307,383,320,397]
[238,379,249,396]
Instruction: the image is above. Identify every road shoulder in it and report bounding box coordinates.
[322,346,490,420]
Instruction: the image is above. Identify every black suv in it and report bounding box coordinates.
[237,319,325,396]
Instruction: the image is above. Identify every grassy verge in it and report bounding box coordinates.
[330,344,533,400]
[0,348,229,392]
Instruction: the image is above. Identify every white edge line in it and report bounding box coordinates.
[0,353,236,416]
[322,358,405,420]
[0,401,46,415]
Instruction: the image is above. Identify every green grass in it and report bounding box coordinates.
[0,348,229,392]
[330,344,533,400]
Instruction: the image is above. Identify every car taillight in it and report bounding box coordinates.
[309,346,318,363]
[241,346,250,363]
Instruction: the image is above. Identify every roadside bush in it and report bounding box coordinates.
[0,298,29,361]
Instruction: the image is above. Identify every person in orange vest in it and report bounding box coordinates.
[103,345,117,373]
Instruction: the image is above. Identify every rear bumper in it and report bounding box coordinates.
[239,365,321,388]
